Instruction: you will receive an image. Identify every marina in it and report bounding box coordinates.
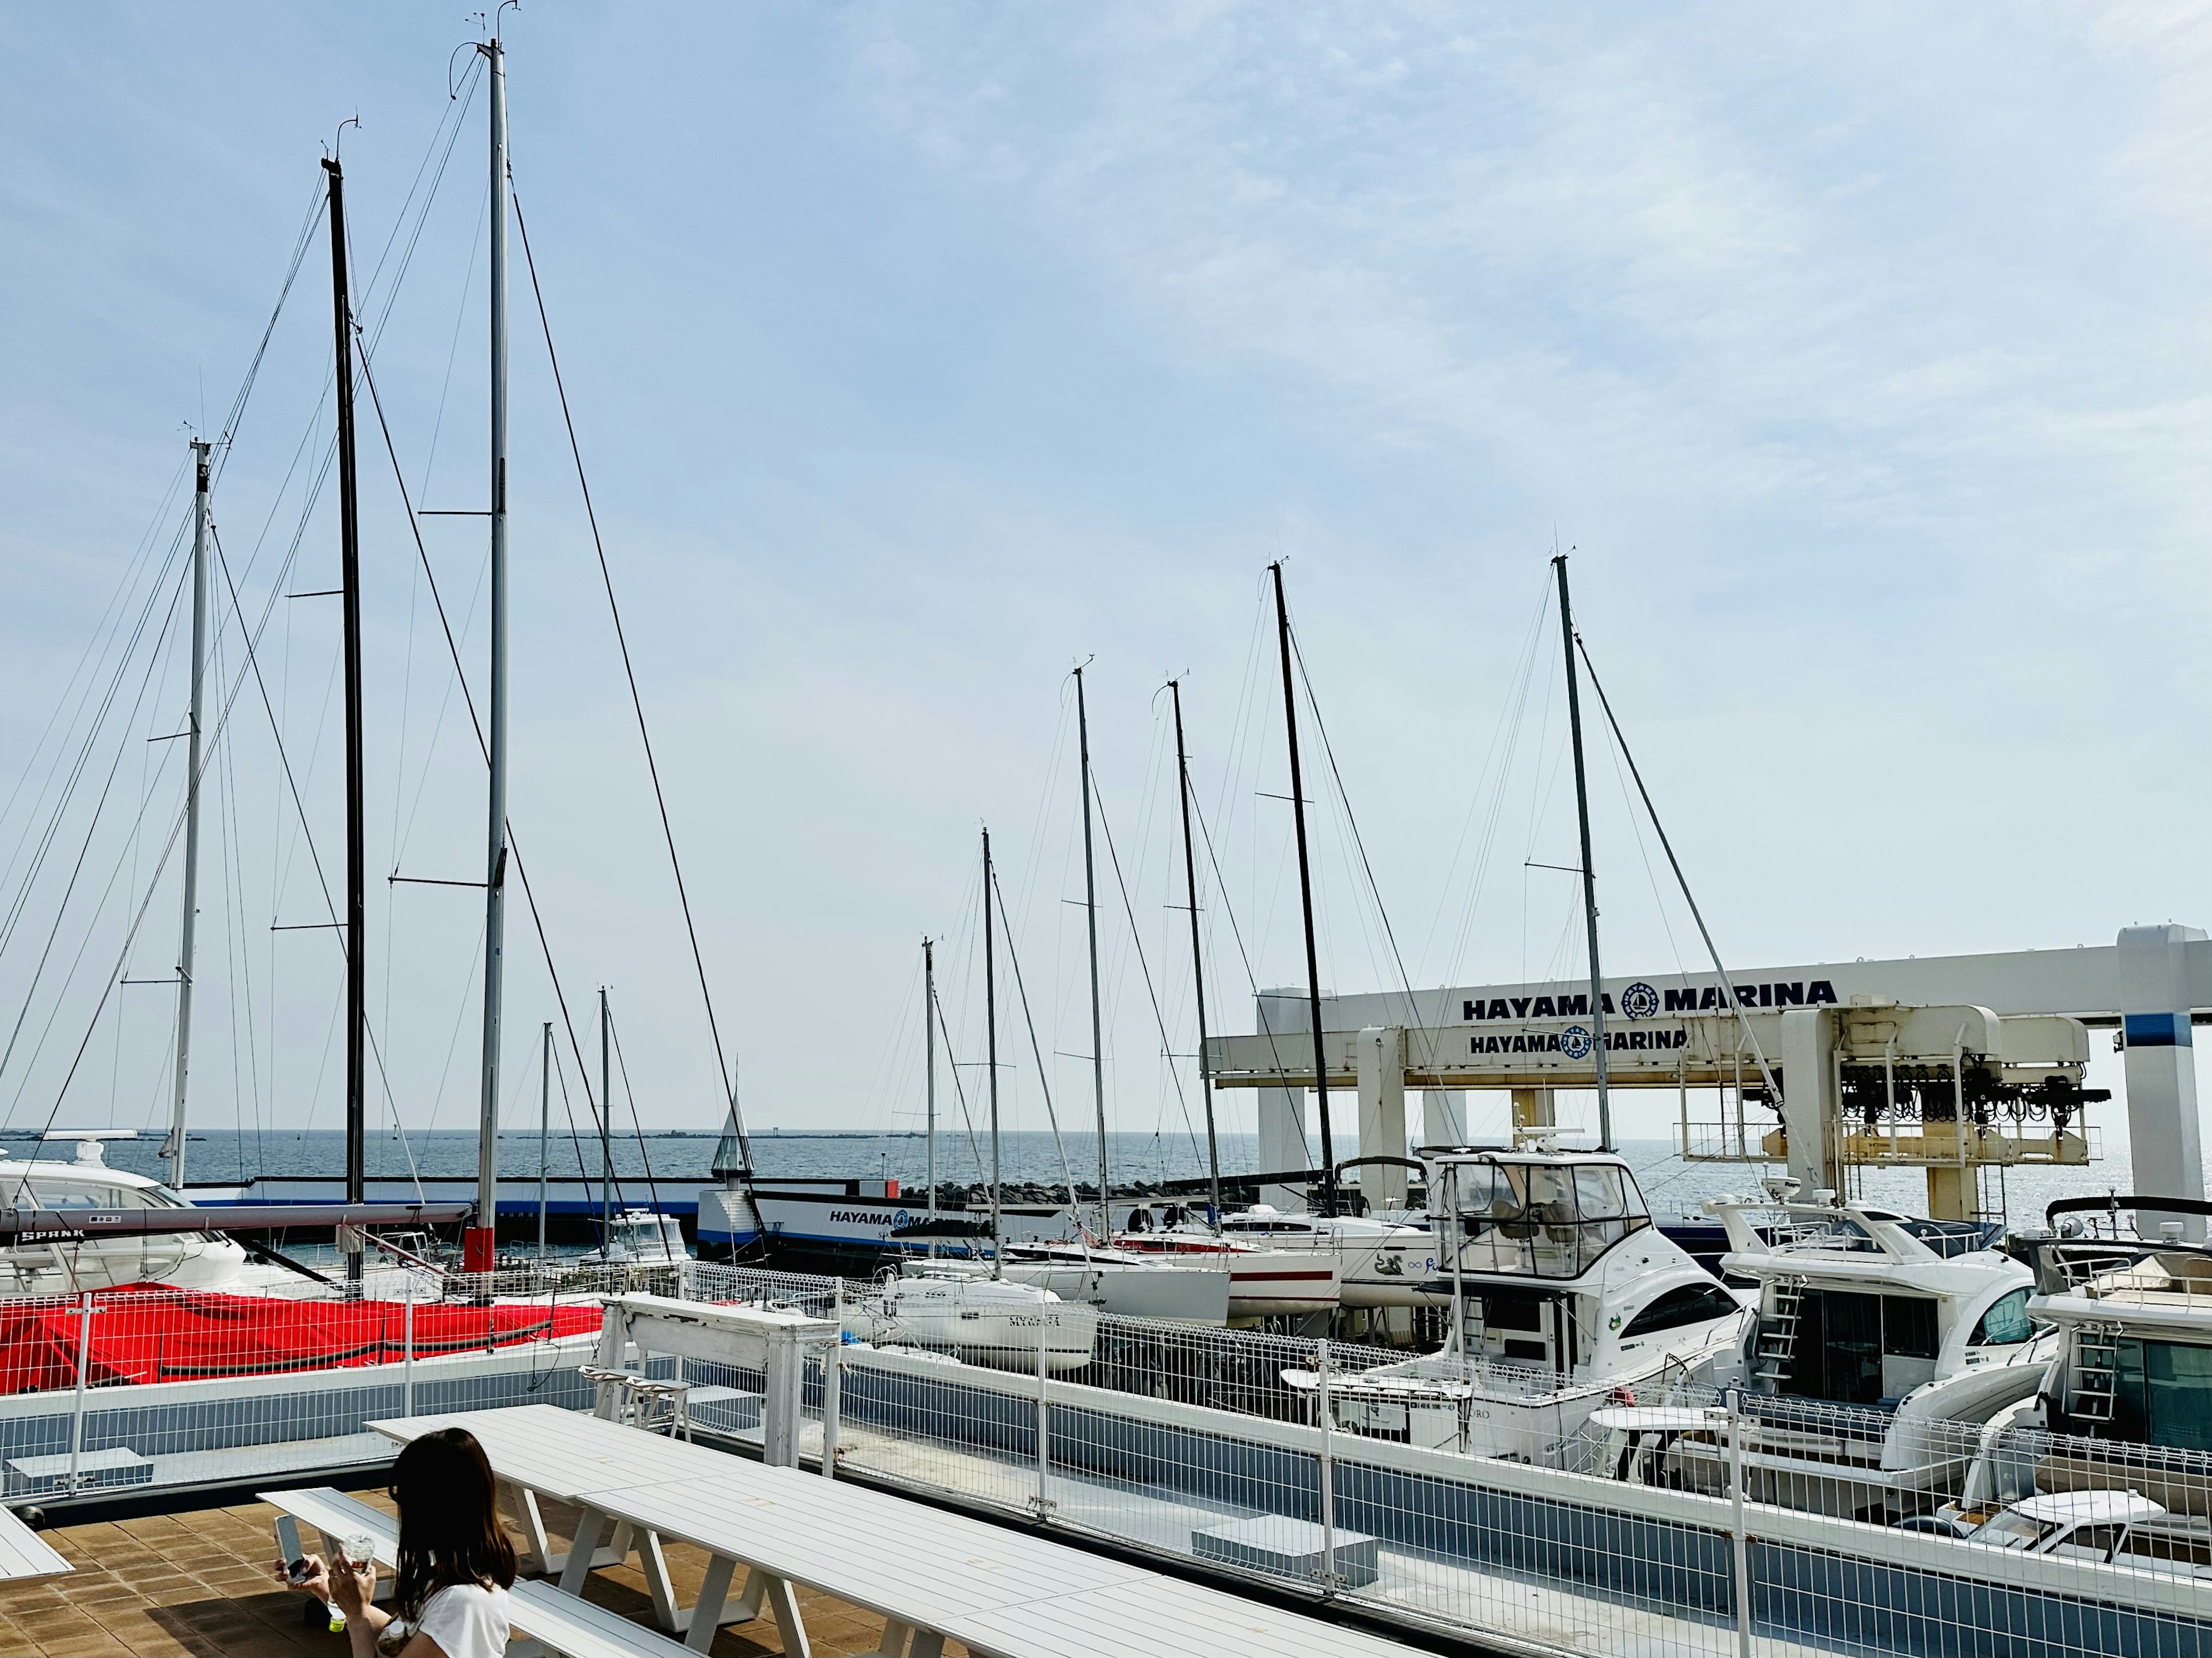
[5,8,2212,1658]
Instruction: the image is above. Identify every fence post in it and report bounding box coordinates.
[1727,1391,1753,1658]
[403,1295,416,1418]
[1034,1302,1052,1516]
[819,1333,840,1481]
[66,1291,92,1495]
[1317,1337,1336,1590]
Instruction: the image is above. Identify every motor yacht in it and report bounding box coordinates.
[1282,1147,1748,1463]
[1595,1181,2055,1518]
[0,1133,247,1294]
[598,1207,691,1263]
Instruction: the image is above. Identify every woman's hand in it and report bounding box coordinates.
[326,1550,375,1618]
[270,1554,328,1599]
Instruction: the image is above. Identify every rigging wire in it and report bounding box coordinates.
[510,185,744,1164]
[606,1005,664,1229]
[1087,765,1202,1170]
[986,862,1081,1216]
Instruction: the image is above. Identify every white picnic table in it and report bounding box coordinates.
[372,1405,1416,1658]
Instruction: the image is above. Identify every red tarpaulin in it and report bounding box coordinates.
[0,1287,602,1390]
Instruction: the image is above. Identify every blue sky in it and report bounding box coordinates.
[2,4,2207,1158]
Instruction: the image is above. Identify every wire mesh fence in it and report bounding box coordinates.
[0,1279,603,1503]
[630,1265,2212,1656]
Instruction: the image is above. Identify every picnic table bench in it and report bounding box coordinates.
[370,1405,1419,1658]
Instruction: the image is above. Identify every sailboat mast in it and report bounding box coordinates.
[162,438,211,1194]
[600,987,613,1247]
[322,155,369,1270]
[923,937,937,1226]
[1268,563,1336,1216]
[469,30,511,1274]
[983,829,1001,1278]
[1074,666,1109,1235]
[538,1020,551,1261]
[1168,679,1222,1228]
[1552,553,1613,1152]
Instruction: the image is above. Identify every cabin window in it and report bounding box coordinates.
[1970,1289,2035,1347]
[1444,1160,1650,1279]
[2112,1340,2212,1452]
[1775,1290,1938,1405]
[1621,1284,1741,1338]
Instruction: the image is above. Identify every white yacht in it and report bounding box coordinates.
[1283,1147,1748,1463]
[1211,1205,1436,1309]
[1942,1200,2212,1524]
[599,1208,690,1263]
[0,1132,248,1294]
[1600,1181,2056,1517]
[847,1268,1101,1373]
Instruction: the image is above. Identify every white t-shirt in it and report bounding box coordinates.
[393,1582,510,1658]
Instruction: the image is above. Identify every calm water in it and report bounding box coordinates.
[21,1126,2163,1226]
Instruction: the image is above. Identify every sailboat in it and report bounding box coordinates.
[843,829,1102,1371]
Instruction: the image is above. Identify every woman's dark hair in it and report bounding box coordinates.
[391,1427,516,1621]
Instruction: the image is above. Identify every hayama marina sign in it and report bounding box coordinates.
[1461,978,1840,1022]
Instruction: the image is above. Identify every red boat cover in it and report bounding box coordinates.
[0,1287,601,1389]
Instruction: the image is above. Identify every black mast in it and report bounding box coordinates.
[1168,678,1222,1228]
[323,155,368,1279]
[1269,563,1336,1216]
[1553,553,1613,1152]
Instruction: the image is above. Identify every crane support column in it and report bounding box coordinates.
[1355,1027,1407,1209]
[2119,924,2207,1241]
[1256,989,1312,1212]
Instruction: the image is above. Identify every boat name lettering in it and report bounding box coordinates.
[827,1208,890,1226]
[1469,1029,1690,1056]
[1461,980,1837,1021]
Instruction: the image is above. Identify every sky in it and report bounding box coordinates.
[2,3,2210,1167]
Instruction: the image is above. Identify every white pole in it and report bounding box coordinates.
[1035,1303,1051,1515]
[1317,1337,1336,1588]
[469,26,511,1277]
[67,1292,92,1494]
[1728,1393,1753,1658]
[163,439,212,1192]
[537,1022,551,1262]
[404,1295,416,1418]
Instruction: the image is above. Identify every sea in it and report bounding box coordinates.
[29,1126,2161,1228]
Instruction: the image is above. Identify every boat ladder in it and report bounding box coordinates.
[2069,1324,2123,1426]
[1753,1276,1807,1386]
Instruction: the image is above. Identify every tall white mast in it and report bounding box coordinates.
[469,29,511,1273]
[1074,665,1109,1235]
[161,438,211,1192]
[923,937,937,1226]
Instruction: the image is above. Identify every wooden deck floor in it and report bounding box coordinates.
[0,1489,968,1656]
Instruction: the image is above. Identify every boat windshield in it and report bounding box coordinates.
[1441,1160,1650,1280]
[1971,1509,2058,1551]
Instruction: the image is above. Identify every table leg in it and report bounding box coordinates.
[761,1573,810,1658]
[559,1507,606,1596]
[908,1633,945,1658]
[640,1530,680,1632]
[876,1617,913,1656]
[683,1553,736,1654]
[501,1482,554,1576]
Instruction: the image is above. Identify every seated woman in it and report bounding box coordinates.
[273,1426,515,1658]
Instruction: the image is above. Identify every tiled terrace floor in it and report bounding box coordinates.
[0,1489,966,1656]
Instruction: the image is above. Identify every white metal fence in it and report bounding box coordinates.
[0,1281,604,1504]
[658,1264,2212,1657]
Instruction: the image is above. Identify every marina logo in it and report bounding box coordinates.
[1462,979,1839,1020]
[1559,1025,1594,1060]
[893,1210,910,1230]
